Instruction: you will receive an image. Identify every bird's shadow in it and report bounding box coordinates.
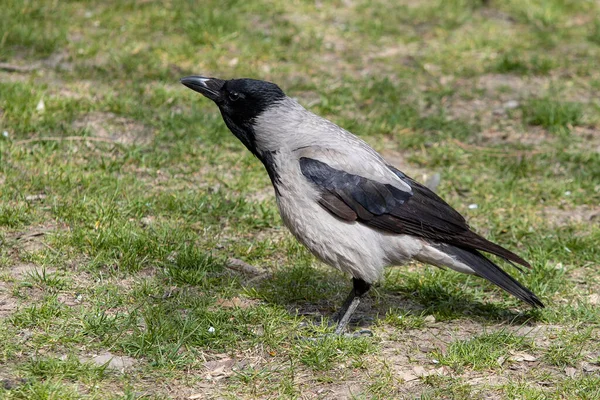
[246,265,543,331]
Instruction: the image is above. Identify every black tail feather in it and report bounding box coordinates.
[452,232,532,269]
[433,243,544,308]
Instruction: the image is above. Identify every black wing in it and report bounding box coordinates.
[299,157,531,269]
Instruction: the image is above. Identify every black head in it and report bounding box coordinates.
[180,76,286,155]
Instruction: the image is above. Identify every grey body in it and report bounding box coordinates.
[255,98,467,283]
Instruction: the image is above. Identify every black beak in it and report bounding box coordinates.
[180,76,225,102]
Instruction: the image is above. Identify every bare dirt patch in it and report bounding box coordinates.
[49,79,115,101]
[476,74,550,98]
[9,263,56,279]
[10,227,54,253]
[112,267,157,291]
[306,382,365,400]
[0,281,18,318]
[79,351,137,373]
[0,70,32,84]
[203,355,253,380]
[72,112,153,145]
[511,324,564,348]
[480,125,552,146]
[540,205,600,227]
[56,293,84,307]
[3,224,60,265]
[360,320,591,397]
[447,96,500,123]
[364,42,419,73]
[572,126,600,153]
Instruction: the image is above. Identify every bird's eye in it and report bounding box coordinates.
[228,92,240,102]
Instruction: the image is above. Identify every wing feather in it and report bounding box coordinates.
[299,157,530,268]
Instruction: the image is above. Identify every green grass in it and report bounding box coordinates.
[543,326,593,368]
[522,97,585,132]
[589,20,600,46]
[493,52,555,75]
[437,330,534,371]
[1,0,600,398]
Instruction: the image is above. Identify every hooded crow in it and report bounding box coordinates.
[181,76,544,334]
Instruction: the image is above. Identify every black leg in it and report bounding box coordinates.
[333,278,371,335]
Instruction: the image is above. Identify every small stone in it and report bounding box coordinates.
[583,362,600,372]
[468,204,478,209]
[399,371,418,382]
[25,194,46,201]
[208,326,215,334]
[20,329,33,342]
[589,294,599,305]
[36,99,45,112]
[424,315,436,324]
[554,262,565,270]
[140,216,155,227]
[503,100,519,109]
[565,367,577,378]
[509,352,537,362]
[88,352,136,372]
[419,345,435,353]
[440,75,454,85]
[204,358,234,372]
[2,131,8,138]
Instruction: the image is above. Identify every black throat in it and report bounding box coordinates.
[220,114,281,190]
[259,150,280,190]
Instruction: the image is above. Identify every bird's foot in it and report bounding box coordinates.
[342,329,373,338]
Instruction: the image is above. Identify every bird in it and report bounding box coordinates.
[180,76,544,334]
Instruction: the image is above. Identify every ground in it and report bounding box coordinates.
[1,0,600,399]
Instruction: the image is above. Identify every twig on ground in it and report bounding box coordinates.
[40,241,60,255]
[149,287,179,300]
[0,62,38,73]
[225,258,265,277]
